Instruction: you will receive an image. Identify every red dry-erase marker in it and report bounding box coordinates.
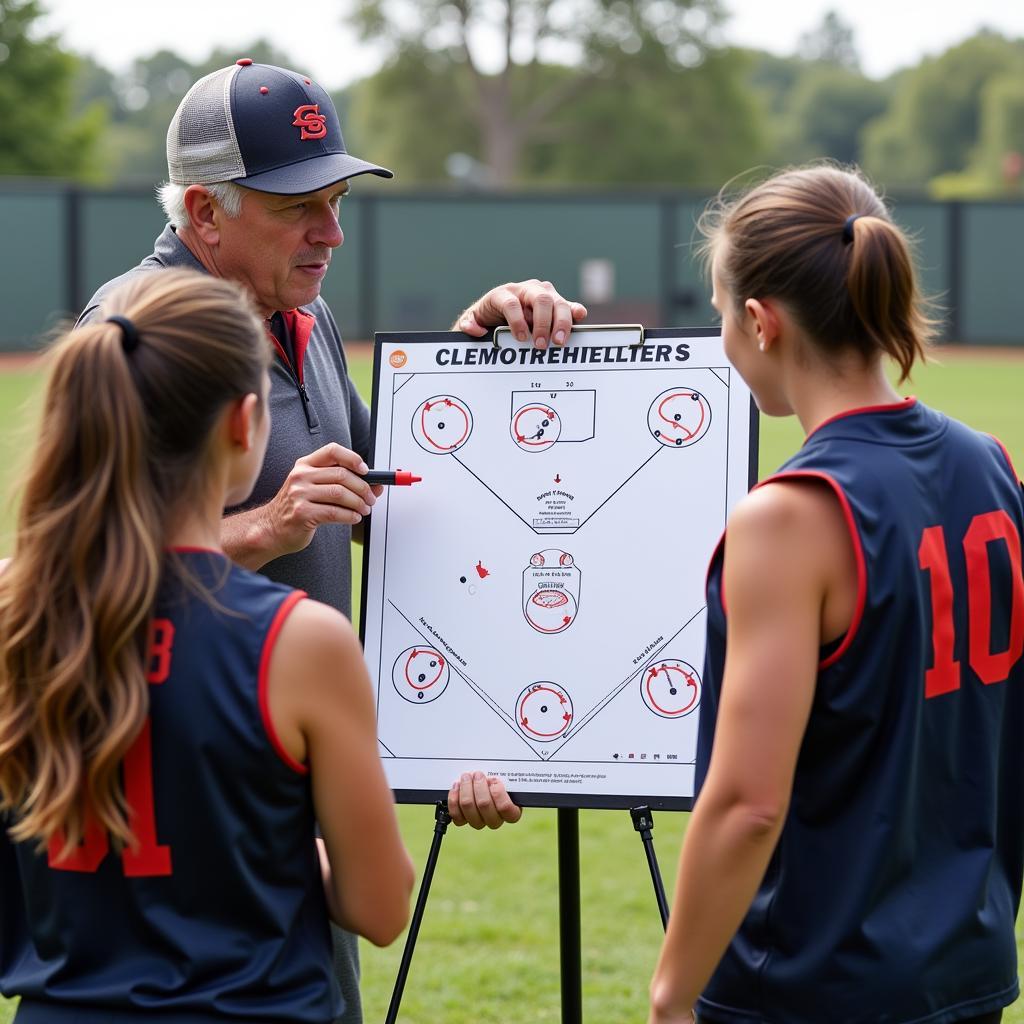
[364,470,422,486]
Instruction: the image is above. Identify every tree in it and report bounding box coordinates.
[349,0,724,185]
[0,0,105,178]
[778,65,888,166]
[524,46,765,186]
[797,10,860,71]
[861,31,1024,188]
[934,70,1024,197]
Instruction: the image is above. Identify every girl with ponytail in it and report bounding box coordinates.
[650,165,1024,1024]
[0,269,412,1023]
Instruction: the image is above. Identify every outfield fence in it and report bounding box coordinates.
[3,181,1022,350]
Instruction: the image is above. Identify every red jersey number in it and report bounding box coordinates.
[919,511,1024,698]
[48,619,175,876]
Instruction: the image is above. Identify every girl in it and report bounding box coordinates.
[650,165,1024,1024]
[0,269,413,1023]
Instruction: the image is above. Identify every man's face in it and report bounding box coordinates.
[213,182,349,315]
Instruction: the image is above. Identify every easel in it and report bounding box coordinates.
[385,800,672,1024]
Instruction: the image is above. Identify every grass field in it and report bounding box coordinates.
[1,346,1023,1024]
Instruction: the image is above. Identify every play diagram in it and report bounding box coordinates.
[363,327,756,808]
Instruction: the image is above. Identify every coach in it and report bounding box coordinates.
[78,58,582,1023]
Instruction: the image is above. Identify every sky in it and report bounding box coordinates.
[36,0,1024,87]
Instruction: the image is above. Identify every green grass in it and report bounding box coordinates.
[1,348,1023,1024]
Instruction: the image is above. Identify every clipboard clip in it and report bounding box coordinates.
[492,323,645,348]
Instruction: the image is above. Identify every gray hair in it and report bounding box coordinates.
[156,181,246,229]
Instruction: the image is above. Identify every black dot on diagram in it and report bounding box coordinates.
[412,395,473,454]
[517,683,573,740]
[392,646,450,704]
[648,388,711,448]
[641,660,702,719]
[511,403,561,452]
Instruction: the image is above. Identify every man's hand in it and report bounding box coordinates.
[454,280,587,349]
[223,443,381,569]
[448,771,523,829]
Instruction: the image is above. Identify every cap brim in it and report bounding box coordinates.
[233,152,393,194]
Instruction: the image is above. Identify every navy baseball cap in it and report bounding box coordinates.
[167,59,393,195]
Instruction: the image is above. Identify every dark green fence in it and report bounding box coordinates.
[2,182,1022,350]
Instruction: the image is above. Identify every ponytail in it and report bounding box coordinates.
[700,163,938,382]
[0,270,267,854]
[845,214,928,382]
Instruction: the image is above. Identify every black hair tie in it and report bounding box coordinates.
[842,214,864,245]
[106,315,141,353]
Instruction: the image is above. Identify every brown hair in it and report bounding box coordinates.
[700,164,938,382]
[0,269,268,855]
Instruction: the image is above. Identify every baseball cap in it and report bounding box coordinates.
[167,59,393,195]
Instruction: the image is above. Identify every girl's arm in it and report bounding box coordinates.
[269,599,415,946]
[649,480,855,1022]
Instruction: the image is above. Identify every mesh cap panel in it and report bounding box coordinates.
[167,66,246,184]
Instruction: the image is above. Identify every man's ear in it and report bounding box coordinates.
[183,185,221,245]
[227,393,260,451]
[744,297,781,353]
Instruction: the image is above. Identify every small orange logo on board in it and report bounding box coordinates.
[389,350,408,368]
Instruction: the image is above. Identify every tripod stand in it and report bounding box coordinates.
[385,801,672,1023]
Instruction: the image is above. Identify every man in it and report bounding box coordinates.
[78,59,581,1022]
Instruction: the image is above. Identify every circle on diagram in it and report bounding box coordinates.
[511,403,561,452]
[641,660,701,718]
[393,646,450,704]
[648,388,711,448]
[524,588,577,634]
[517,682,573,739]
[413,395,473,454]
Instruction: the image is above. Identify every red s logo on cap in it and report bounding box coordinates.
[292,104,327,141]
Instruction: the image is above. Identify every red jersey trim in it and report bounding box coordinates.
[805,396,917,443]
[988,433,1022,485]
[258,590,310,775]
[752,470,868,671]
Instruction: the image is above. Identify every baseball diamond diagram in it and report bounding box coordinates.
[361,326,756,809]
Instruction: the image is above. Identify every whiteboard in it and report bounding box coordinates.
[360,327,757,809]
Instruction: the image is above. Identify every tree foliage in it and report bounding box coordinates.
[861,32,1024,188]
[0,0,104,178]
[11,3,1024,197]
[797,10,860,70]
[349,0,726,184]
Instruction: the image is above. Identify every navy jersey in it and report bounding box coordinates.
[0,551,341,1023]
[695,399,1024,1024]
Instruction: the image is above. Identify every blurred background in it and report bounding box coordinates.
[4,0,1024,348]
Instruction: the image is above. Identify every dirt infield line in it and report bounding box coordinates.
[2,341,1021,372]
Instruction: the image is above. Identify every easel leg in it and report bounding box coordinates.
[558,807,583,1024]
[385,800,452,1024]
[630,806,670,930]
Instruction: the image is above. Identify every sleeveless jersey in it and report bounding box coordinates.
[0,551,341,1023]
[695,399,1024,1024]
